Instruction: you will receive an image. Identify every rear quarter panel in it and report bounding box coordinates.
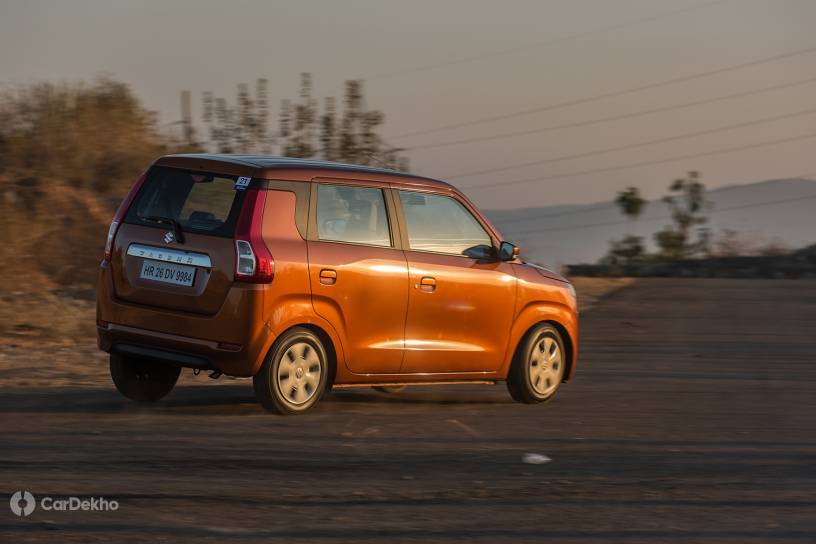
[256,187,348,377]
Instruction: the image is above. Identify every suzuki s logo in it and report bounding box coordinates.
[163,231,175,244]
[10,491,36,517]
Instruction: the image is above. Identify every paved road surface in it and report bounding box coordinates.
[2,278,815,542]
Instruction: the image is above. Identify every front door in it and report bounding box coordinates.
[395,190,517,373]
[308,182,409,374]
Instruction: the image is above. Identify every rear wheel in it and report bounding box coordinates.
[110,353,180,402]
[253,327,328,415]
[507,324,566,404]
[372,385,407,394]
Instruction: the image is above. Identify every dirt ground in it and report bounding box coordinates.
[2,278,814,543]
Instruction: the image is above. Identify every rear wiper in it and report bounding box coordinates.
[142,215,186,244]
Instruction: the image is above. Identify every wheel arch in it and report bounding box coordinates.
[299,323,338,390]
[501,301,578,381]
[543,320,575,383]
[254,313,346,380]
[507,320,575,381]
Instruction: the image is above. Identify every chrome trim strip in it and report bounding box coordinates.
[126,244,212,268]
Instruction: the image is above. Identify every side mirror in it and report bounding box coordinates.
[463,244,496,261]
[498,241,519,261]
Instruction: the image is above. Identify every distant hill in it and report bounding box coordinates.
[485,178,816,269]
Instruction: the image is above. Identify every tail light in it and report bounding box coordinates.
[234,188,273,283]
[104,174,146,262]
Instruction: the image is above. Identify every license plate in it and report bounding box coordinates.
[139,260,196,287]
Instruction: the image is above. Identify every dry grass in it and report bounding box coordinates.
[0,290,97,341]
[569,276,635,312]
[0,289,104,387]
[0,180,115,291]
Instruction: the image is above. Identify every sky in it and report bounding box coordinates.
[1,0,815,209]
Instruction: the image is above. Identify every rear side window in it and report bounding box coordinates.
[398,191,492,255]
[125,166,246,237]
[316,184,391,247]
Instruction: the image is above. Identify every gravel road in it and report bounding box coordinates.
[2,278,815,543]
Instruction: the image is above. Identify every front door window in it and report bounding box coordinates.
[398,191,491,255]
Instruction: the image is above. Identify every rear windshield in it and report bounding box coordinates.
[125,166,247,237]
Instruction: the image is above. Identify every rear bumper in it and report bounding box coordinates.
[111,342,214,370]
[96,261,269,376]
[97,320,261,376]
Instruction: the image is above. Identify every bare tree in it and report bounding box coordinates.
[282,73,318,158]
[202,79,271,154]
[654,171,710,260]
[200,74,408,169]
[320,96,339,161]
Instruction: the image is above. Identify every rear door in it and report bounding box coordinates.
[395,189,517,373]
[112,165,248,315]
[307,181,409,375]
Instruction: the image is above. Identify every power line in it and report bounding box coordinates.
[504,193,816,235]
[495,171,816,227]
[462,131,816,191]
[405,76,816,151]
[447,107,816,179]
[366,0,727,81]
[495,202,616,226]
[389,43,816,140]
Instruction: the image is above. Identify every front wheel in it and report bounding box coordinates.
[253,327,328,415]
[506,324,566,404]
[110,353,180,402]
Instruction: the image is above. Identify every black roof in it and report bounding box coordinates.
[165,154,451,188]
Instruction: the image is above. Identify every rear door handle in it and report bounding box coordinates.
[319,269,337,285]
[418,276,436,293]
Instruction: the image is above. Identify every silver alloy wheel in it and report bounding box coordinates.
[277,341,322,406]
[529,335,564,396]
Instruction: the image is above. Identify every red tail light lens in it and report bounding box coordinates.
[234,188,273,283]
[104,173,146,262]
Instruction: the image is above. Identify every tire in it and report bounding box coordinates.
[372,385,407,394]
[506,323,566,404]
[110,353,180,403]
[253,327,329,415]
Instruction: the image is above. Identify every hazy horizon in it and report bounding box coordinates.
[2,0,815,209]
[486,176,816,267]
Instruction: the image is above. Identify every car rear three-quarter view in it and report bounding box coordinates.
[96,154,578,414]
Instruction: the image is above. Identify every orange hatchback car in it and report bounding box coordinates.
[97,154,578,414]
